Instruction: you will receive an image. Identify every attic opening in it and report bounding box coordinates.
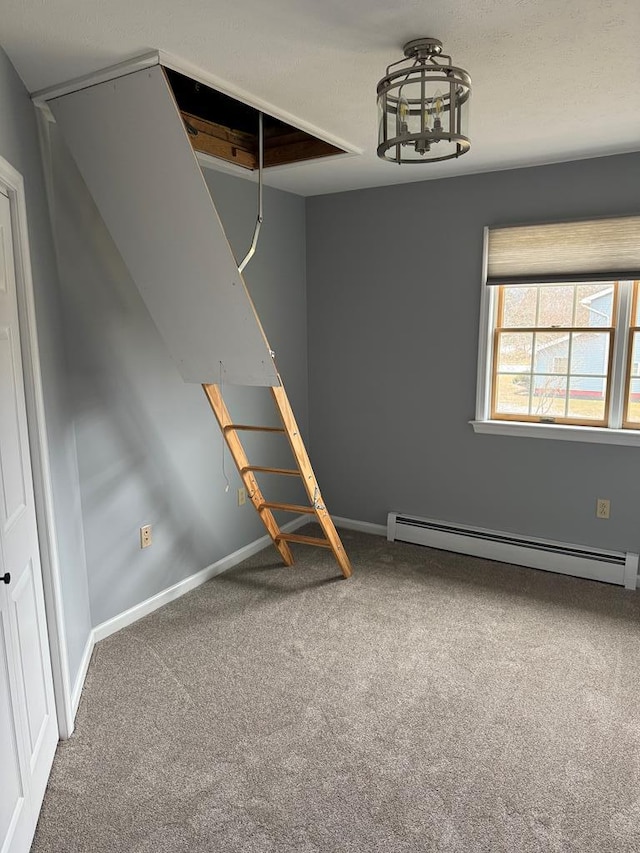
[164,67,345,170]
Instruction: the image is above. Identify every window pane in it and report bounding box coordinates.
[538,285,574,327]
[567,377,607,421]
[569,332,610,375]
[531,375,568,418]
[631,332,640,377]
[627,333,640,425]
[501,286,537,327]
[635,286,640,325]
[499,283,616,330]
[628,378,640,424]
[496,332,533,372]
[576,284,614,326]
[533,332,569,373]
[494,374,532,414]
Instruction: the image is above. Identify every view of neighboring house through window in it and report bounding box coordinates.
[491,280,639,428]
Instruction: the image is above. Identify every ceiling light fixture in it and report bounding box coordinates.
[376,37,471,164]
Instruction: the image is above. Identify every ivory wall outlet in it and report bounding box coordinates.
[140,524,152,548]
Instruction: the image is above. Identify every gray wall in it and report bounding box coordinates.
[203,168,309,423]
[306,153,640,553]
[0,46,92,685]
[45,132,308,627]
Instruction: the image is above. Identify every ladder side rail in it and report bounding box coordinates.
[270,384,353,578]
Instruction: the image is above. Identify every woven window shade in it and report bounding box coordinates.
[486,216,640,285]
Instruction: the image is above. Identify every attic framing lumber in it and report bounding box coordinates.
[181,111,343,170]
[181,111,256,169]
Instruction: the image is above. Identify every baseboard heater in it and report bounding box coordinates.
[387,513,638,590]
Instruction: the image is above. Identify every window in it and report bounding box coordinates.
[474,216,640,444]
[493,282,617,427]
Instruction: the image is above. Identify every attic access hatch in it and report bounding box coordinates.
[37,55,352,386]
[165,68,345,170]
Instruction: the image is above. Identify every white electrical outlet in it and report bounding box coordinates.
[140,524,152,548]
[596,499,610,520]
[237,486,246,507]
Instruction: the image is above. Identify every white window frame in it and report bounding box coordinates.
[471,229,640,446]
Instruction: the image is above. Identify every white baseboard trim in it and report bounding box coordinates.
[332,516,387,537]
[71,631,96,719]
[93,515,308,644]
[69,516,309,722]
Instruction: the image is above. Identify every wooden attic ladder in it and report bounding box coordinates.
[203,383,352,578]
[45,62,352,578]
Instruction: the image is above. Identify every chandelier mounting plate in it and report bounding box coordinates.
[402,38,443,60]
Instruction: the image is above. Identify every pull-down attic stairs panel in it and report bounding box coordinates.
[47,63,354,578]
[49,66,278,386]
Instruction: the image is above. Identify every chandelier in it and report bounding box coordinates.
[376,38,471,164]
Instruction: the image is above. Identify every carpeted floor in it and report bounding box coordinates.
[32,526,640,852]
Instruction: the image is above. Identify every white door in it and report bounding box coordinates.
[0,188,58,853]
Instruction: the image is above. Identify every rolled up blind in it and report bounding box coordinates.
[486,216,640,285]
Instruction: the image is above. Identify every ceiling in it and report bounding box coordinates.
[2,0,639,196]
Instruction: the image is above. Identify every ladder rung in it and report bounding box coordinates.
[224,424,285,433]
[242,465,301,477]
[276,533,332,549]
[260,502,316,514]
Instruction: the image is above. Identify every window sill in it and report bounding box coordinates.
[470,419,640,446]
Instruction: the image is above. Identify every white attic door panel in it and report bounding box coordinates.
[49,66,278,386]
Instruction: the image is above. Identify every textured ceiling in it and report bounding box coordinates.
[2,0,639,195]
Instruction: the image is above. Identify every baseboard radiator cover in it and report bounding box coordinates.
[387,513,638,589]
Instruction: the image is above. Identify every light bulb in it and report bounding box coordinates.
[433,90,444,133]
[397,96,409,135]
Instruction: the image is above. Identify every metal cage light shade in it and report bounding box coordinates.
[377,38,471,164]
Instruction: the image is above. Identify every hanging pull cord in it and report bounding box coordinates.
[238,112,264,274]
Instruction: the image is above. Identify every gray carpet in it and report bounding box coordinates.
[32,527,640,852]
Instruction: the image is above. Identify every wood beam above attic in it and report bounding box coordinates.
[181,111,256,169]
[166,67,345,170]
[262,130,341,168]
[182,112,344,170]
